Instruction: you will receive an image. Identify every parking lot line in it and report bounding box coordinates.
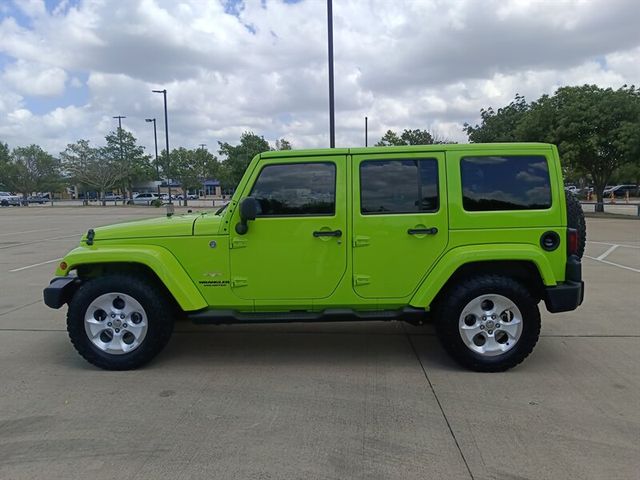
[0,233,81,249]
[585,255,640,273]
[596,244,619,261]
[0,228,61,237]
[9,258,62,272]
[587,240,640,249]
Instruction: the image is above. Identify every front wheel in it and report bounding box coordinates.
[67,274,175,370]
[435,275,541,372]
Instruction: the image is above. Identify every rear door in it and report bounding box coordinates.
[352,152,448,299]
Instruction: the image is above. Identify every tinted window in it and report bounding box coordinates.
[461,156,551,211]
[251,162,335,216]
[360,159,439,214]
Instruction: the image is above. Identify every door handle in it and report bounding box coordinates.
[407,227,438,235]
[313,229,342,238]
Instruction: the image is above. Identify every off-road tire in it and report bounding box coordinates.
[435,275,541,372]
[565,190,586,258]
[67,274,175,370]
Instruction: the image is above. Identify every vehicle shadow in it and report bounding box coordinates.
[150,320,463,372]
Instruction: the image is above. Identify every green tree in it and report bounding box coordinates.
[375,129,439,146]
[218,131,270,190]
[375,130,404,146]
[2,145,61,200]
[166,147,220,206]
[0,141,10,190]
[520,86,640,204]
[400,129,435,145]
[104,128,154,201]
[60,140,122,205]
[463,94,530,143]
[275,138,292,150]
[464,86,640,204]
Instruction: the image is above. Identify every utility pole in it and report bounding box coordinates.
[327,0,335,148]
[113,115,126,201]
[152,89,172,204]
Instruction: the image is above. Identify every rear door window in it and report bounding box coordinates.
[460,156,551,211]
[360,159,439,214]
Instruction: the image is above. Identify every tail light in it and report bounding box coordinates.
[567,228,578,256]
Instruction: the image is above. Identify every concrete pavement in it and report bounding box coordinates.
[0,207,638,479]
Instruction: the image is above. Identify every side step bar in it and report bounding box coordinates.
[188,307,428,325]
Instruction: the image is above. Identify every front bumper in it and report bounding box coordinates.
[43,277,81,309]
[543,255,584,313]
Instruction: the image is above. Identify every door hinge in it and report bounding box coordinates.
[231,277,248,288]
[353,274,370,286]
[353,235,370,247]
[230,238,248,249]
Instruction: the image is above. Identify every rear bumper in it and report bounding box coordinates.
[543,255,584,313]
[43,277,81,309]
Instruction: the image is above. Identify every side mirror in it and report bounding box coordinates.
[235,197,259,235]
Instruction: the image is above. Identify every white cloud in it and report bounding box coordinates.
[3,60,68,96]
[0,0,638,155]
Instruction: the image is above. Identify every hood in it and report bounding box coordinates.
[83,214,199,242]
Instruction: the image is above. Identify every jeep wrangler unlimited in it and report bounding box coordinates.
[44,143,585,371]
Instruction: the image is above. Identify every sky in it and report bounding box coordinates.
[0,0,639,157]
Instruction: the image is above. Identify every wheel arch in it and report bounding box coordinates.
[410,244,555,310]
[59,245,207,312]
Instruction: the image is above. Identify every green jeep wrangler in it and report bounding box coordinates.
[44,143,585,372]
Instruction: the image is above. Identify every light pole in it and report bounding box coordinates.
[113,115,126,201]
[365,116,368,147]
[152,89,172,204]
[145,118,160,197]
[327,0,335,148]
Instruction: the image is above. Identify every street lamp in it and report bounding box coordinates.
[152,89,172,204]
[145,118,160,197]
[327,0,335,148]
[365,116,368,147]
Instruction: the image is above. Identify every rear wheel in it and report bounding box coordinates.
[435,275,540,372]
[67,274,175,370]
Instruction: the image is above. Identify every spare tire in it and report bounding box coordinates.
[565,190,586,258]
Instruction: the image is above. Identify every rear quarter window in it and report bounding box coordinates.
[461,155,551,211]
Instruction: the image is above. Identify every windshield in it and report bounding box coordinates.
[215,202,229,215]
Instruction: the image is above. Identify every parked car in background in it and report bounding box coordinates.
[0,192,22,206]
[131,193,160,205]
[603,184,638,198]
[26,195,49,204]
[103,193,123,201]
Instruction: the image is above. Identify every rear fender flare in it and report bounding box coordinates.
[409,244,556,309]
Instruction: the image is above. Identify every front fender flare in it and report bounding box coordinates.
[57,245,207,311]
[409,244,556,309]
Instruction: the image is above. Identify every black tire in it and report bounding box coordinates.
[565,190,586,258]
[67,274,175,370]
[434,275,541,372]
[0,200,7,207]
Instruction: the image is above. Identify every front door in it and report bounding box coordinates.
[352,152,448,299]
[229,157,347,302]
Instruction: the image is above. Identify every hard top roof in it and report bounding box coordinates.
[260,143,553,159]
